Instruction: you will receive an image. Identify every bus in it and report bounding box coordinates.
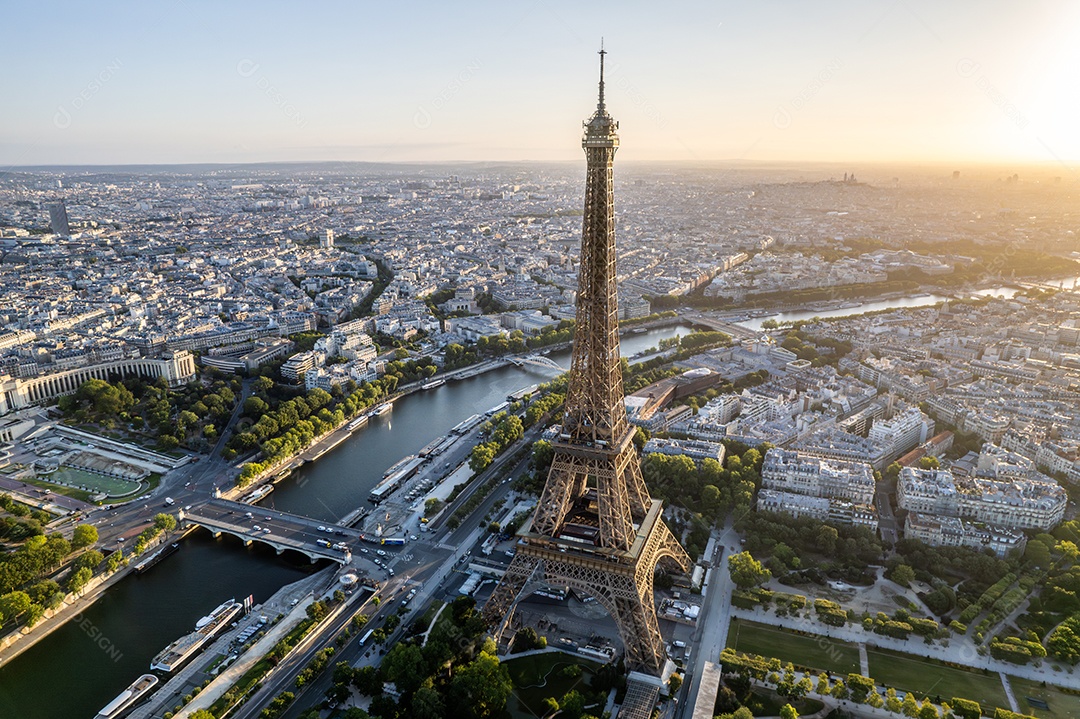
[359,629,375,646]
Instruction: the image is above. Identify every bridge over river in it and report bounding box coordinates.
[181,499,366,564]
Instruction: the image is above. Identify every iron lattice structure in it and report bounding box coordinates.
[483,48,691,676]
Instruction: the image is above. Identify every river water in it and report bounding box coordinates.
[0,325,692,719]
[0,533,310,719]
[734,285,1023,332]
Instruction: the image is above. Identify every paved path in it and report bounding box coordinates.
[859,643,870,676]
[679,521,738,719]
[1000,672,1019,712]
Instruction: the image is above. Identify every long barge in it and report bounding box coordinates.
[94,673,158,719]
[245,484,274,503]
[150,599,243,673]
[367,455,425,504]
[133,542,179,575]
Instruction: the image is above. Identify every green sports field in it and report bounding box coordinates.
[1008,676,1080,719]
[42,467,141,497]
[726,618,862,675]
[866,647,1009,708]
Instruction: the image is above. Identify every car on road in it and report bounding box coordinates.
[264,516,271,521]
[409,534,418,541]
[376,549,386,556]
[264,528,272,534]
[359,547,369,554]
[318,526,326,532]
[254,525,262,531]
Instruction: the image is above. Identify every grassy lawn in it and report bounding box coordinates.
[746,687,825,717]
[41,467,141,497]
[21,477,97,504]
[411,599,444,636]
[1008,676,1080,719]
[504,652,600,719]
[866,647,1009,708]
[726,618,862,675]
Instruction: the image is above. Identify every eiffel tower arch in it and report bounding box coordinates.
[483,47,691,678]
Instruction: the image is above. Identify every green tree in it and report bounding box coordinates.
[411,685,445,719]
[71,523,98,549]
[449,651,512,719]
[244,395,270,416]
[469,443,497,473]
[154,513,178,533]
[903,693,920,717]
[24,603,45,627]
[920,698,940,719]
[728,551,772,589]
[74,550,104,571]
[951,698,982,719]
[816,525,839,554]
[106,549,126,573]
[67,567,93,595]
[190,711,216,719]
[559,690,586,719]
[891,564,916,587]
[0,591,32,624]
[382,642,427,696]
[780,704,799,719]
[353,665,383,696]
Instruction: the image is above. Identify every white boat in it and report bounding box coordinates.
[95,674,158,719]
[421,378,446,390]
[371,403,393,417]
[151,599,243,672]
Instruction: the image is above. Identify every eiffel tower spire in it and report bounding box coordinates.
[483,47,690,679]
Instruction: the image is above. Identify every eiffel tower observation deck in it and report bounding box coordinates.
[483,46,691,682]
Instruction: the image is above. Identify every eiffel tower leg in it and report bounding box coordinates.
[612,594,666,675]
[482,553,541,646]
[533,458,587,538]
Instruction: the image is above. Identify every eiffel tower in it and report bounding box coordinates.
[482,46,690,677]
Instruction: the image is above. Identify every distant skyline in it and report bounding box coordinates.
[2,1,1078,168]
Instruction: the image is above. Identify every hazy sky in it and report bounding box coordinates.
[2,1,1078,167]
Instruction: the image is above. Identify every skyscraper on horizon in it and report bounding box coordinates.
[48,200,70,238]
[483,48,689,694]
